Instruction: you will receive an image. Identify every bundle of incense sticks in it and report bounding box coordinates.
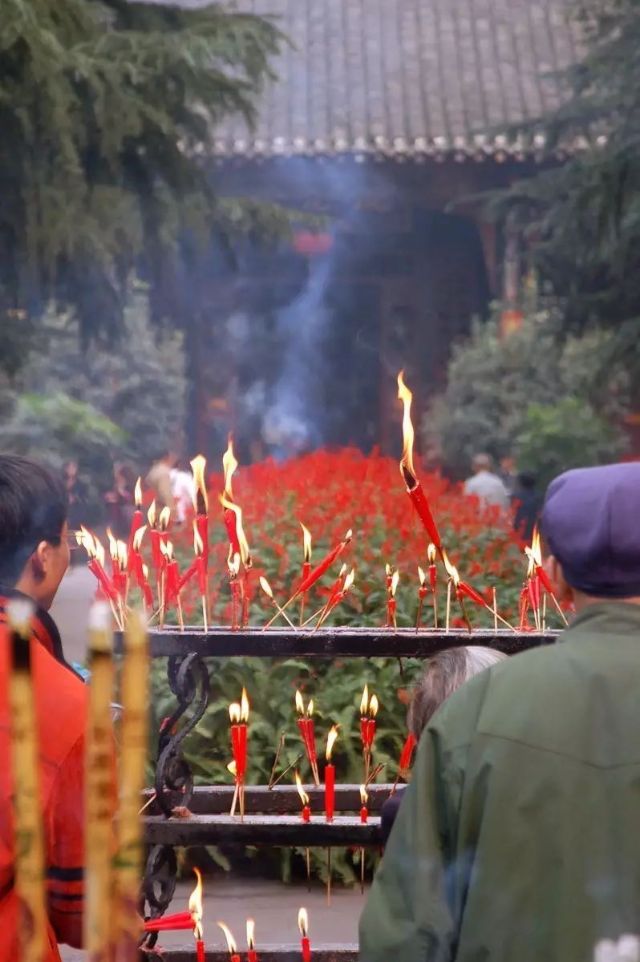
[6,601,48,962]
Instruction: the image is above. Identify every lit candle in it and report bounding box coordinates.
[126,476,144,569]
[229,689,249,817]
[247,918,259,962]
[218,921,241,962]
[314,568,355,631]
[295,771,311,822]
[427,543,438,592]
[397,372,443,554]
[360,785,369,823]
[324,726,339,822]
[189,869,206,962]
[386,570,399,628]
[299,522,312,625]
[359,684,369,748]
[85,602,116,962]
[295,691,319,785]
[6,601,48,962]
[366,694,379,753]
[191,454,210,568]
[298,908,312,962]
[222,437,241,556]
[147,500,162,575]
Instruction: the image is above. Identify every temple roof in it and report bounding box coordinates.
[183,0,582,160]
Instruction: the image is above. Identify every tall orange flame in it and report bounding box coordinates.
[397,370,416,479]
[134,477,142,508]
[427,543,437,564]
[298,908,309,938]
[325,725,339,761]
[132,525,147,553]
[147,500,157,529]
[223,436,239,500]
[300,522,312,563]
[418,565,426,586]
[240,688,250,723]
[246,919,256,951]
[360,684,369,716]
[259,576,273,599]
[188,868,203,939]
[229,703,241,724]
[190,455,209,512]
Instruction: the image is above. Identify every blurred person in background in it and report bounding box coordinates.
[463,452,510,511]
[512,470,542,542]
[171,459,196,524]
[361,462,640,962]
[103,461,136,539]
[381,647,506,843]
[62,460,88,531]
[498,455,517,497]
[146,449,177,513]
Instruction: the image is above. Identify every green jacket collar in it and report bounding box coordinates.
[566,601,640,638]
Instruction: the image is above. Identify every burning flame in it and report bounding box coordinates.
[343,569,356,594]
[295,771,310,807]
[133,525,147,553]
[117,541,127,569]
[227,760,237,777]
[106,528,118,560]
[222,436,238,500]
[360,785,369,807]
[229,703,241,724]
[531,527,542,566]
[298,908,309,938]
[95,538,105,568]
[240,688,250,723]
[142,562,149,580]
[188,868,203,939]
[307,699,314,717]
[160,540,174,562]
[259,576,273,599]
[134,477,142,508]
[325,725,339,761]
[442,550,460,586]
[369,694,379,718]
[193,522,204,556]
[385,563,392,577]
[220,494,251,567]
[301,522,312,563]
[390,570,400,597]
[159,506,171,531]
[345,529,353,543]
[418,565,426,587]
[147,500,157,528]
[295,690,304,715]
[427,543,437,564]
[397,370,416,480]
[190,455,209,511]
[246,919,256,951]
[217,921,237,955]
[228,552,241,578]
[360,684,369,716]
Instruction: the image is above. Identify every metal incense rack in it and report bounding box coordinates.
[123,627,559,959]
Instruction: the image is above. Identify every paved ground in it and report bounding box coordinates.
[61,877,367,959]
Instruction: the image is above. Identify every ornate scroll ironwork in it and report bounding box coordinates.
[154,653,210,817]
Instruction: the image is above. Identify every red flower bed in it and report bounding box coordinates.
[170,447,533,628]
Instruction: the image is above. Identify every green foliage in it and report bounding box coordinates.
[516,398,626,488]
[497,0,640,390]
[424,308,631,479]
[0,291,186,501]
[0,0,286,342]
[0,391,124,473]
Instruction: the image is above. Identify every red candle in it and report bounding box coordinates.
[324,726,338,822]
[360,786,369,823]
[397,372,443,553]
[398,732,417,772]
[295,772,311,821]
[298,909,311,962]
[196,940,206,962]
[295,692,319,784]
[297,531,352,598]
[247,919,258,962]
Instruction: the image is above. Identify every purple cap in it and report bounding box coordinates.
[541,462,640,598]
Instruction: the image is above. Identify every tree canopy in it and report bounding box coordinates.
[0,0,284,345]
[500,0,640,385]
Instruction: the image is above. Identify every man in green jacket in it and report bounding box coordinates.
[360,462,640,962]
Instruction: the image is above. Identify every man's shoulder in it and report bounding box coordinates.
[33,644,87,760]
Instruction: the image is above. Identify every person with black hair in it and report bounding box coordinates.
[0,455,109,961]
